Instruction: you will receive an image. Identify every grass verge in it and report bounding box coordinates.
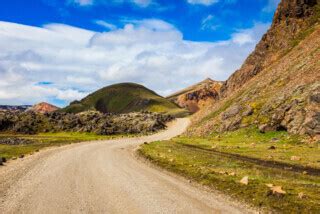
[0,132,130,160]
[138,128,320,213]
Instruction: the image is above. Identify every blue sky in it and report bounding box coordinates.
[1,0,277,42]
[0,0,280,106]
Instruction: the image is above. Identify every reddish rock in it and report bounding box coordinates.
[28,102,60,114]
[220,0,320,98]
[167,78,223,113]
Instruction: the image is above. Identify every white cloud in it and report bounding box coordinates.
[232,33,254,46]
[231,23,270,46]
[201,15,219,31]
[187,0,219,6]
[95,20,117,30]
[0,20,269,106]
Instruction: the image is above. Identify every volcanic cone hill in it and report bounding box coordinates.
[62,83,189,117]
[28,102,60,114]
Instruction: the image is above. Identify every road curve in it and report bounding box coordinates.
[0,118,250,214]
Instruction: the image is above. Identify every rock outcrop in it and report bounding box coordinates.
[167,78,223,113]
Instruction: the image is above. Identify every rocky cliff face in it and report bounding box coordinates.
[167,78,223,113]
[189,0,320,139]
[274,0,318,21]
[220,0,320,97]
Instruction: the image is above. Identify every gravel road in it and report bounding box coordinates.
[0,118,251,214]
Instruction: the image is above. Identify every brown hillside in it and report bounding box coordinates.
[28,102,60,114]
[221,0,320,97]
[167,78,223,113]
[188,0,320,139]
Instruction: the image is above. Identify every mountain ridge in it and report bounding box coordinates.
[220,0,320,98]
[188,0,320,139]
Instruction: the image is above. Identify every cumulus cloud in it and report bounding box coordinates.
[187,0,219,6]
[0,20,269,106]
[231,22,270,45]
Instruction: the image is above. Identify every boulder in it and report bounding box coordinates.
[242,106,254,117]
[310,93,320,104]
[268,146,276,150]
[259,124,273,133]
[221,105,241,120]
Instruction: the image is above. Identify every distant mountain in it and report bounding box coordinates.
[167,78,223,113]
[62,83,189,117]
[0,105,31,112]
[28,102,60,114]
[189,0,320,138]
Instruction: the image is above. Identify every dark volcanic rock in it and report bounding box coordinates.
[274,0,318,22]
[0,111,174,135]
[310,93,320,104]
[0,138,34,145]
[268,146,276,150]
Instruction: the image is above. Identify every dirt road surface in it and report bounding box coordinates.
[0,118,252,213]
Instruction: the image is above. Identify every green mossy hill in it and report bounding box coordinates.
[62,83,188,117]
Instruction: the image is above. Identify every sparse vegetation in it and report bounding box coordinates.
[139,2,320,212]
[139,128,320,212]
[0,132,116,160]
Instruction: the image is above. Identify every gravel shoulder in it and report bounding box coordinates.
[0,118,252,214]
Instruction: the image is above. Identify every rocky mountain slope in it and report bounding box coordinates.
[62,83,188,117]
[221,0,320,97]
[28,102,59,114]
[167,78,223,113]
[189,0,320,139]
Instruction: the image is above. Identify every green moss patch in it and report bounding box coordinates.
[0,132,123,160]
